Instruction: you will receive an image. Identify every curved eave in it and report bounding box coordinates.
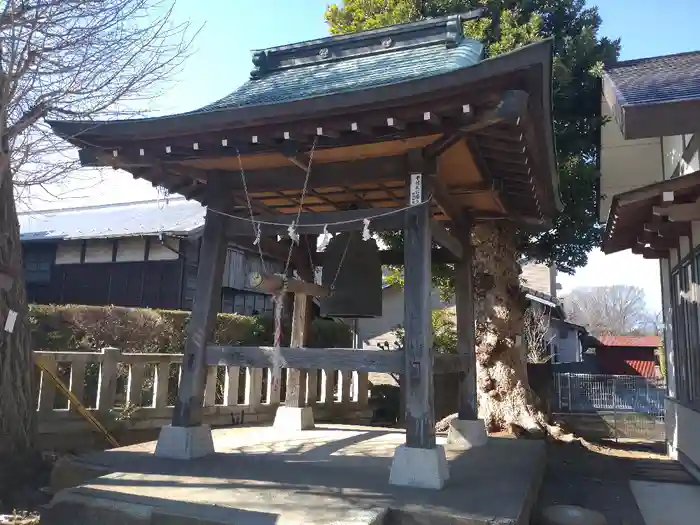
[603,170,700,258]
[48,40,552,133]
[48,38,560,217]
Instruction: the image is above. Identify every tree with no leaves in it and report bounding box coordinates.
[522,304,552,364]
[0,0,194,459]
[562,285,658,336]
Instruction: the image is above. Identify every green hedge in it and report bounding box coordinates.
[28,304,352,353]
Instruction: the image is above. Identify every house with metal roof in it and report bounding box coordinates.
[599,49,700,479]
[19,197,283,313]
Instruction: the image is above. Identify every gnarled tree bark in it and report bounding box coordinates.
[0,164,36,458]
[472,221,547,434]
[437,221,564,437]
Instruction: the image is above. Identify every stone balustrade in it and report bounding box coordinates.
[34,347,371,437]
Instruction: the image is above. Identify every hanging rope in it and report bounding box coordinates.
[208,196,431,230]
[235,138,319,398]
[235,148,267,275]
[232,138,433,400]
[284,136,318,275]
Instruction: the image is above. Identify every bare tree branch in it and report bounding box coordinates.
[562,285,656,336]
[523,304,553,363]
[0,0,199,196]
[0,0,198,455]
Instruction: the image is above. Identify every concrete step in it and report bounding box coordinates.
[43,488,389,525]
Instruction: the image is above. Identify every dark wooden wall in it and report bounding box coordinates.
[23,238,280,315]
[24,241,184,309]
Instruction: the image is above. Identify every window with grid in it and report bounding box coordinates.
[23,246,53,284]
[673,261,700,407]
[221,288,274,316]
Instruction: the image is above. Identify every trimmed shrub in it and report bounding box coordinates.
[28,304,352,353]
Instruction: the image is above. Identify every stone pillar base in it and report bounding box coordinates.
[446,418,488,450]
[389,444,449,490]
[273,406,315,431]
[154,424,215,459]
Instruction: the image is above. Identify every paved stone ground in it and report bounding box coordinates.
[533,439,697,525]
[44,424,546,525]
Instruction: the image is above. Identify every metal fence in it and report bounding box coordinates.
[552,373,666,441]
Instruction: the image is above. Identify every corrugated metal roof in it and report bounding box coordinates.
[596,335,661,348]
[196,37,483,112]
[605,51,700,106]
[19,197,206,241]
[596,347,659,379]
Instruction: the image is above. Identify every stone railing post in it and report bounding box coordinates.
[307,369,320,405]
[97,347,121,414]
[340,370,351,404]
[70,356,87,408]
[203,366,218,407]
[356,371,369,406]
[127,361,146,407]
[37,354,58,413]
[154,362,170,409]
[322,369,335,405]
[245,368,263,409]
[224,366,240,406]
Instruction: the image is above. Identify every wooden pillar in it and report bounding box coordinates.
[455,228,478,419]
[285,236,314,408]
[402,174,436,449]
[172,206,228,427]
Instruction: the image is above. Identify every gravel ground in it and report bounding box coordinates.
[532,439,686,525]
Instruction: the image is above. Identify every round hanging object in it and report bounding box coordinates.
[320,231,382,318]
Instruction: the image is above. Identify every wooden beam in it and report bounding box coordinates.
[644,221,691,239]
[460,90,529,135]
[430,220,463,260]
[387,117,405,130]
[248,272,329,298]
[653,200,700,222]
[402,173,436,449]
[411,148,472,236]
[224,206,407,236]
[172,192,229,427]
[285,236,315,408]
[636,237,676,251]
[377,247,457,265]
[455,231,478,419]
[206,345,404,374]
[632,244,668,259]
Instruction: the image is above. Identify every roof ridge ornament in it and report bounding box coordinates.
[445,15,463,49]
[247,9,484,79]
[250,50,269,79]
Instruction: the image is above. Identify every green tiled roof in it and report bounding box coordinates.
[197,37,484,112]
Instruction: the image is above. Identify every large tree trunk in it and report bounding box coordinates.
[472,222,548,435]
[0,167,36,458]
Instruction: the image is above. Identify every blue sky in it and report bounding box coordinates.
[33,0,700,311]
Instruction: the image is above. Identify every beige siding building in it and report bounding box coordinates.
[358,261,557,349]
[600,51,700,479]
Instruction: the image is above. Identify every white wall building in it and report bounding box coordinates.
[600,50,700,479]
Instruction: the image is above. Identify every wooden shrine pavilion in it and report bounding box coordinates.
[48,9,560,490]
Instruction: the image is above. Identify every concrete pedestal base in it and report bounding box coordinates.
[389,444,449,490]
[154,424,214,460]
[273,406,315,431]
[446,419,488,450]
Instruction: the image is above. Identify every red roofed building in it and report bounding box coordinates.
[590,335,662,380]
